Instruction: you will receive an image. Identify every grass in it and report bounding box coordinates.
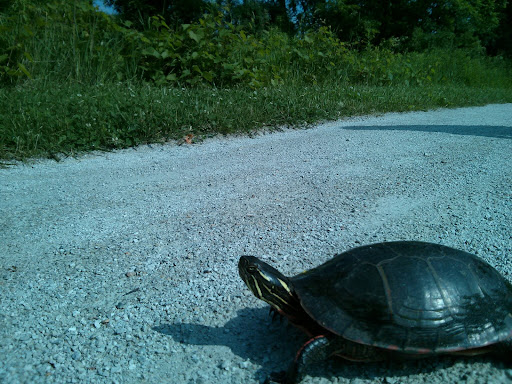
[1,80,511,162]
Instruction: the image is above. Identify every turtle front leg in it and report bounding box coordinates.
[265,335,385,383]
[265,335,334,384]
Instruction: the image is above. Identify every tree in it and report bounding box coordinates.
[265,0,294,33]
[491,0,512,55]
[104,0,210,28]
[292,0,506,51]
[228,0,271,32]
[219,0,294,34]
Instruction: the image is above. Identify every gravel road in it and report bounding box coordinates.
[1,104,512,384]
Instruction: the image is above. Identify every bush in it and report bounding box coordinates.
[132,13,348,88]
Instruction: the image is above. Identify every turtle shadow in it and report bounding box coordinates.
[152,306,505,382]
[154,307,302,381]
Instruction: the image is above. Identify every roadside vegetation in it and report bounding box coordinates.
[1,0,511,161]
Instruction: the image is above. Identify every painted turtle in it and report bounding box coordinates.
[238,241,512,383]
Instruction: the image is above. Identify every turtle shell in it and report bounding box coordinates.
[290,241,512,353]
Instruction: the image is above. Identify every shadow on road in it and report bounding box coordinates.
[341,125,512,139]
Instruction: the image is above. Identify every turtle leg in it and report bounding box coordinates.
[265,335,385,384]
[269,307,284,322]
[288,335,333,383]
[265,335,335,384]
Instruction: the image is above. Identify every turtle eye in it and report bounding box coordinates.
[246,265,258,274]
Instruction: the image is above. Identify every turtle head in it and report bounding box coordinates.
[238,256,295,312]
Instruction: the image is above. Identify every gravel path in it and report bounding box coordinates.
[1,104,512,384]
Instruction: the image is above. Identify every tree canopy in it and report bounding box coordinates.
[102,0,510,54]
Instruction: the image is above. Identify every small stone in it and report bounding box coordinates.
[55,354,66,364]
[111,365,122,374]
[191,355,200,363]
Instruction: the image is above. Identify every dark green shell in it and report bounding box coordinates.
[290,241,512,353]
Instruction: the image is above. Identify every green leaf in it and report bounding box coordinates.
[17,63,32,79]
[23,52,34,62]
[159,20,170,30]
[188,30,201,43]
[141,47,161,59]
[202,71,213,82]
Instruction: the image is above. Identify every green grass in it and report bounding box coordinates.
[2,80,511,162]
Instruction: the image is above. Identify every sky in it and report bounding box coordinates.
[93,0,115,14]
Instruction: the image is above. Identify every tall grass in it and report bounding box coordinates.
[0,0,139,84]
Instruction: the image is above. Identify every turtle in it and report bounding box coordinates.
[238,241,512,384]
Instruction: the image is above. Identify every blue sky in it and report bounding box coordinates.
[93,0,115,14]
